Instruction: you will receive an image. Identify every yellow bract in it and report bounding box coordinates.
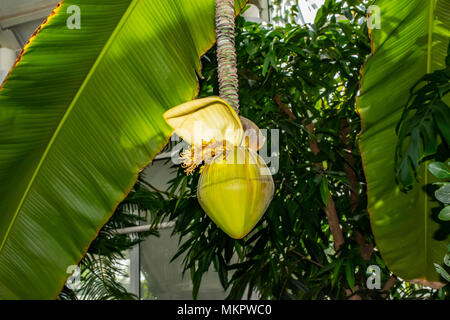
[163,97,243,147]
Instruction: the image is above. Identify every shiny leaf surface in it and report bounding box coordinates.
[358,0,449,285]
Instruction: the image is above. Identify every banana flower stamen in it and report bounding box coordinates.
[179,140,229,175]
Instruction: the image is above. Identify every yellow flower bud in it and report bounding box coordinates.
[197,146,274,239]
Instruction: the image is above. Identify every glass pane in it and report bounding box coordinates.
[140,227,227,300]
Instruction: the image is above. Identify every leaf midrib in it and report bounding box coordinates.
[0,0,139,252]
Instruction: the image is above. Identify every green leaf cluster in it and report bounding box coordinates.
[428,162,450,221]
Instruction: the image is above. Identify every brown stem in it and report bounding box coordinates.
[274,94,296,120]
[340,119,359,212]
[340,120,374,261]
[289,249,324,268]
[355,230,374,261]
[345,286,362,300]
[381,276,397,298]
[324,196,345,251]
[305,122,345,252]
[216,0,240,113]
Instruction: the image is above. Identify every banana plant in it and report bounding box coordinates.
[0,0,246,299]
[358,0,449,286]
[162,0,274,239]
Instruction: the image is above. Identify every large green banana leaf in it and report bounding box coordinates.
[0,0,246,299]
[358,0,449,286]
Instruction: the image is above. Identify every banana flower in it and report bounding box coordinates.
[164,97,274,239]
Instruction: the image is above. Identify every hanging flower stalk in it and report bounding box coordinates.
[216,0,240,113]
[163,1,274,239]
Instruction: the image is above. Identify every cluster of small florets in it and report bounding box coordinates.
[179,140,228,175]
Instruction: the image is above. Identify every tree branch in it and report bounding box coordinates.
[340,120,374,261]
[274,94,296,120]
[339,119,359,212]
[355,230,374,261]
[289,249,324,268]
[305,121,345,252]
[381,275,397,298]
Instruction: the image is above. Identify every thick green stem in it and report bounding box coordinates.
[216,0,240,113]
